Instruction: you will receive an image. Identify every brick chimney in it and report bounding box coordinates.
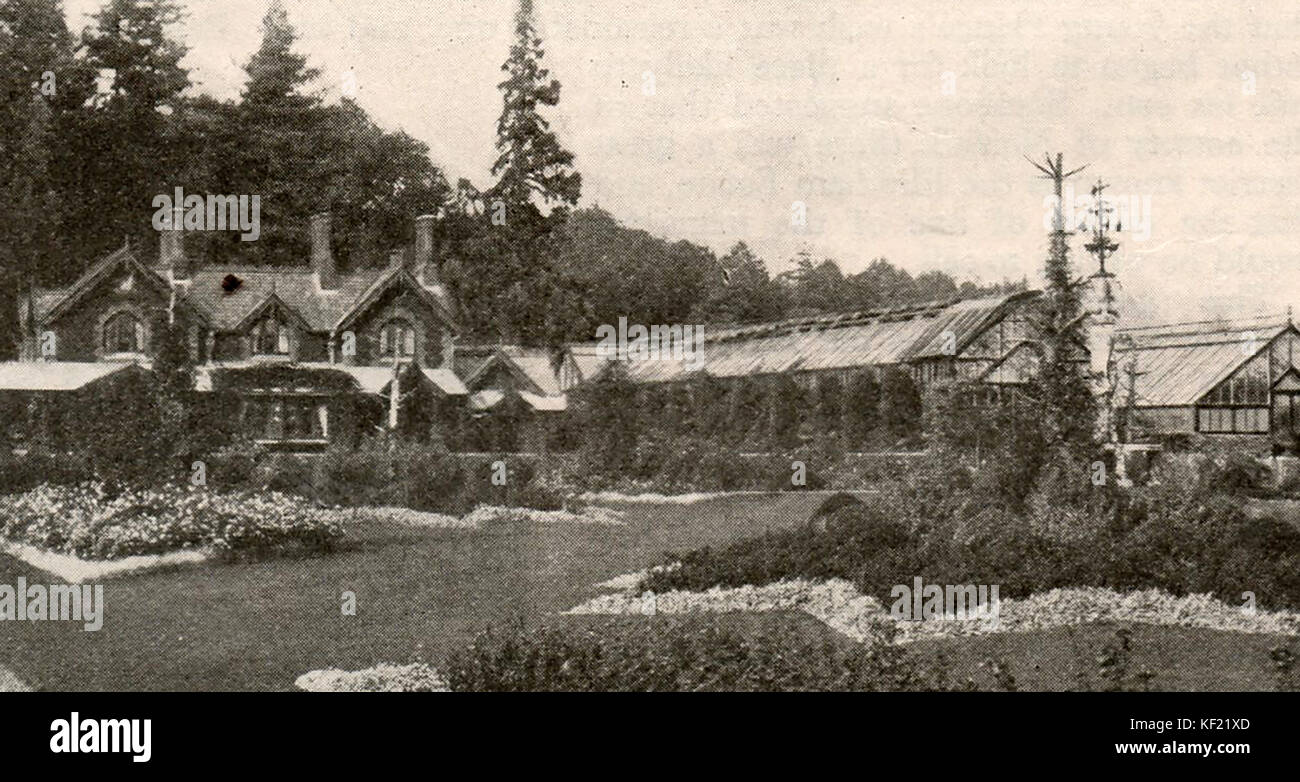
[159,206,188,280]
[311,212,338,290]
[414,214,438,286]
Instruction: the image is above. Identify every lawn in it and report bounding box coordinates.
[0,493,826,691]
[2,490,1293,691]
[908,622,1293,691]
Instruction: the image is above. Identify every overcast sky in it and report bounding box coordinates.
[62,0,1300,323]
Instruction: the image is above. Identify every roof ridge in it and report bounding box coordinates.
[703,290,1033,345]
[1118,311,1287,333]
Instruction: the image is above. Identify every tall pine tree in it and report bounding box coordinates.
[0,0,90,355]
[230,0,324,265]
[453,0,582,346]
[491,0,581,213]
[76,0,190,258]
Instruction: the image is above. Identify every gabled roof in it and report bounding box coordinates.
[562,343,615,386]
[333,267,459,334]
[32,243,460,337]
[1114,313,1294,407]
[626,290,1037,383]
[908,290,1040,360]
[459,345,566,410]
[234,291,313,333]
[496,346,562,396]
[32,245,187,325]
[181,268,383,332]
[461,345,562,397]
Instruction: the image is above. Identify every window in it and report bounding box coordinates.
[1197,406,1268,433]
[380,319,416,359]
[254,318,289,356]
[103,312,143,354]
[284,399,325,439]
[243,397,326,442]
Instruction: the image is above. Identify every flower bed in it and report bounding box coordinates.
[462,505,624,527]
[577,490,733,505]
[295,663,449,692]
[0,483,344,561]
[341,505,475,530]
[568,578,1300,645]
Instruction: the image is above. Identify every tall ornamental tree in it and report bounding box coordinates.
[453,0,583,346]
[0,0,95,355]
[230,0,325,264]
[76,0,190,256]
[491,0,581,214]
[1028,153,1096,454]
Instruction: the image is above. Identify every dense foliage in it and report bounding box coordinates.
[563,367,925,492]
[204,438,565,515]
[644,456,1300,613]
[0,482,343,560]
[444,619,947,692]
[0,0,1013,357]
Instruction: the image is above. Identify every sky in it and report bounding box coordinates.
[61,0,1300,323]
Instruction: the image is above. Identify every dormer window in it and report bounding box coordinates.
[103,312,143,355]
[254,317,290,356]
[380,319,416,359]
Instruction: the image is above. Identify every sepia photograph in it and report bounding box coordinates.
[0,0,1291,765]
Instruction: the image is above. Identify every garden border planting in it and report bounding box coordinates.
[567,578,1300,645]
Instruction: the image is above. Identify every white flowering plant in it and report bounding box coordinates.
[0,483,344,561]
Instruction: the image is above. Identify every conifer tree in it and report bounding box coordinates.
[230,0,324,264]
[455,0,582,346]
[0,0,89,354]
[491,0,581,213]
[1029,153,1096,454]
[77,0,190,256]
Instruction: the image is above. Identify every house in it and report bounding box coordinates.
[457,344,567,452]
[1112,313,1300,446]
[616,289,1041,390]
[9,212,469,450]
[557,343,615,392]
[598,274,1300,451]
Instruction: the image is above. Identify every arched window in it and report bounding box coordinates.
[103,312,143,354]
[379,319,416,359]
[254,317,289,355]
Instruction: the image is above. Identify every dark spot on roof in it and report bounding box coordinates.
[221,274,242,294]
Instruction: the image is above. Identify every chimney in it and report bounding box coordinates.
[311,212,338,290]
[414,213,438,286]
[160,206,188,280]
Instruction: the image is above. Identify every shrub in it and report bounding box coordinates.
[316,439,401,508]
[0,483,343,561]
[645,466,1300,612]
[0,449,91,495]
[646,501,913,596]
[442,619,946,692]
[254,453,315,497]
[395,440,469,512]
[808,492,864,533]
[202,439,265,491]
[1200,451,1271,497]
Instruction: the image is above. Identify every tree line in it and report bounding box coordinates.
[2,0,1018,360]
